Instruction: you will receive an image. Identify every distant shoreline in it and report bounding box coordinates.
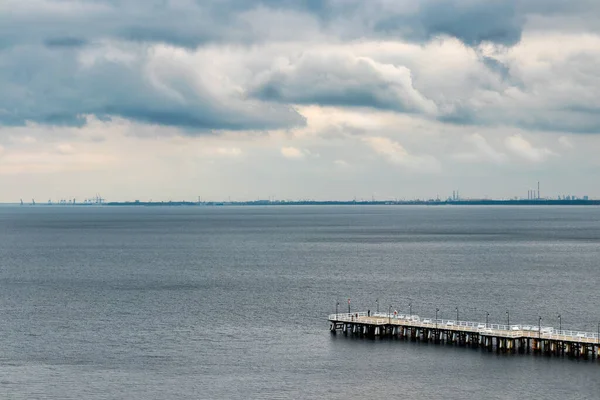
[6,200,600,207]
[109,200,600,206]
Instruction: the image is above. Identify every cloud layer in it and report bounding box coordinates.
[0,42,305,131]
[1,0,600,132]
[2,0,600,200]
[4,0,600,48]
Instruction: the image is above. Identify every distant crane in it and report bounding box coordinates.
[82,194,105,205]
[20,199,23,206]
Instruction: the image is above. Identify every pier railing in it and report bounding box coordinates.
[329,312,599,342]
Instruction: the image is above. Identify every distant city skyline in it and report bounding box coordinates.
[8,187,596,205]
[1,1,600,201]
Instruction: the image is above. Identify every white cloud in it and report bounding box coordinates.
[362,136,440,172]
[505,134,556,162]
[10,135,38,145]
[280,146,305,159]
[55,143,75,155]
[478,32,600,133]
[558,136,574,149]
[214,147,242,157]
[251,50,438,115]
[363,136,408,162]
[0,150,115,175]
[454,133,507,164]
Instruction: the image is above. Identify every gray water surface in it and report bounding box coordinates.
[1,206,599,399]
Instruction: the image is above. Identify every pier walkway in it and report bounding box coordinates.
[329,312,600,359]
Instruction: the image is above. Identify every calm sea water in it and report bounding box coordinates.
[1,205,599,399]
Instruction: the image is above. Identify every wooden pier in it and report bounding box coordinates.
[329,312,600,359]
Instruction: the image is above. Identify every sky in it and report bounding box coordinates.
[1,0,600,202]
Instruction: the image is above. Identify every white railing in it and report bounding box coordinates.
[328,311,600,342]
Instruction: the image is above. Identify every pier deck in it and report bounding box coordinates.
[329,312,600,359]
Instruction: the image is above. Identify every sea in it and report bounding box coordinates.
[0,205,599,399]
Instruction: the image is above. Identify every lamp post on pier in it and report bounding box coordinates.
[389,305,392,325]
[538,316,542,339]
[409,302,412,317]
[456,307,459,323]
[336,302,339,319]
[558,314,561,332]
[506,310,510,329]
[348,299,350,315]
[436,308,439,330]
[486,312,489,328]
[376,299,379,313]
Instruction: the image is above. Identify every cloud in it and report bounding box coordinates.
[3,0,600,210]
[558,136,574,148]
[454,133,507,164]
[5,0,599,51]
[372,0,524,46]
[396,32,600,133]
[55,143,76,155]
[3,106,600,201]
[280,146,306,159]
[505,134,556,162]
[0,150,116,175]
[0,42,305,132]
[2,1,600,135]
[214,147,242,157]
[252,35,600,134]
[250,51,438,115]
[473,32,600,133]
[44,37,87,48]
[362,136,440,172]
